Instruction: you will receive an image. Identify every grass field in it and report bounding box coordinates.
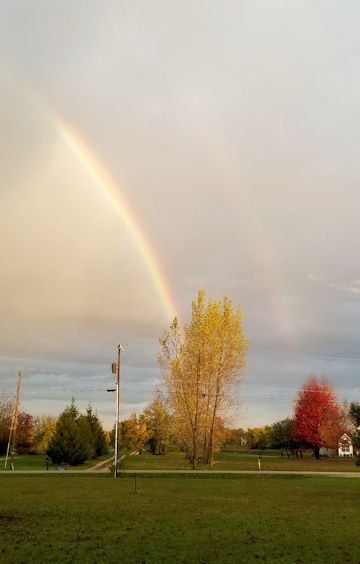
[1,474,359,563]
[1,447,358,474]
[124,449,360,473]
[0,451,114,472]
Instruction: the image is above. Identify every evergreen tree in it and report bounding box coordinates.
[85,404,108,457]
[350,402,360,450]
[47,400,88,466]
[78,413,95,460]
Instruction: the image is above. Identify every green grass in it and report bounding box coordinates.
[1,454,50,471]
[0,451,114,472]
[124,450,190,470]
[0,474,359,562]
[124,449,360,473]
[2,448,358,474]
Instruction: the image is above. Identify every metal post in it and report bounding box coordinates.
[114,345,121,478]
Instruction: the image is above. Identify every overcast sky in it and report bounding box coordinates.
[1,1,360,429]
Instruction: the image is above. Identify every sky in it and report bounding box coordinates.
[1,0,360,430]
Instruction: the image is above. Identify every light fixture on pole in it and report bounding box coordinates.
[110,345,124,478]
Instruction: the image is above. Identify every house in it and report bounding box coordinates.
[338,433,353,458]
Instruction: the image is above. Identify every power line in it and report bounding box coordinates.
[2,384,357,395]
[249,351,360,363]
[1,387,356,405]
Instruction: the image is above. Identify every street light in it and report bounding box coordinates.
[108,345,124,478]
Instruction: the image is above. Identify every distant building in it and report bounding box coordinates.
[338,433,353,457]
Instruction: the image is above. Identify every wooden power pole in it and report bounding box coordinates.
[9,370,22,471]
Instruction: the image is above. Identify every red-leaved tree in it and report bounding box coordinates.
[292,376,341,458]
[16,412,36,454]
[318,407,350,458]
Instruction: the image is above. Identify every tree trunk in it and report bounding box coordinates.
[207,377,221,467]
[202,375,212,462]
[191,428,197,470]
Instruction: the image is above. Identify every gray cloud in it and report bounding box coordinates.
[1,1,360,428]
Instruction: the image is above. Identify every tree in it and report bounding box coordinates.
[350,402,360,427]
[0,397,14,455]
[350,402,360,451]
[16,412,36,454]
[47,400,89,466]
[292,376,341,459]
[158,291,247,468]
[124,413,151,451]
[84,405,108,458]
[225,428,247,445]
[142,395,171,455]
[47,400,108,465]
[271,418,295,457]
[318,409,348,458]
[77,413,95,460]
[33,415,57,454]
[246,426,273,450]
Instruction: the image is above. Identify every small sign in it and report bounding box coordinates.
[111,363,117,374]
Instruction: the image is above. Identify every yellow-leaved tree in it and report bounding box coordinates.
[124,413,151,452]
[158,290,247,468]
[34,415,57,454]
[142,394,172,455]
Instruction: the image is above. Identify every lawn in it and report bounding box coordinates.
[0,474,359,563]
[123,448,360,473]
[2,448,358,474]
[0,450,114,472]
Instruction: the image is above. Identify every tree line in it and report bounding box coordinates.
[233,377,360,460]
[1,291,359,467]
[0,397,58,456]
[0,398,109,466]
[115,376,360,463]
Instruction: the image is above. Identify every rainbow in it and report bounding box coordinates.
[3,64,294,345]
[50,117,177,322]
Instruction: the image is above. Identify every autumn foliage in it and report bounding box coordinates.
[292,376,344,457]
[158,290,247,468]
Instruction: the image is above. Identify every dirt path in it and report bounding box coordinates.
[87,456,114,472]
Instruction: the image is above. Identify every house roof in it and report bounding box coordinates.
[338,433,352,445]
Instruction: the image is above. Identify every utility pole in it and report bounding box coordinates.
[113,345,123,478]
[8,370,21,471]
[4,403,16,469]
